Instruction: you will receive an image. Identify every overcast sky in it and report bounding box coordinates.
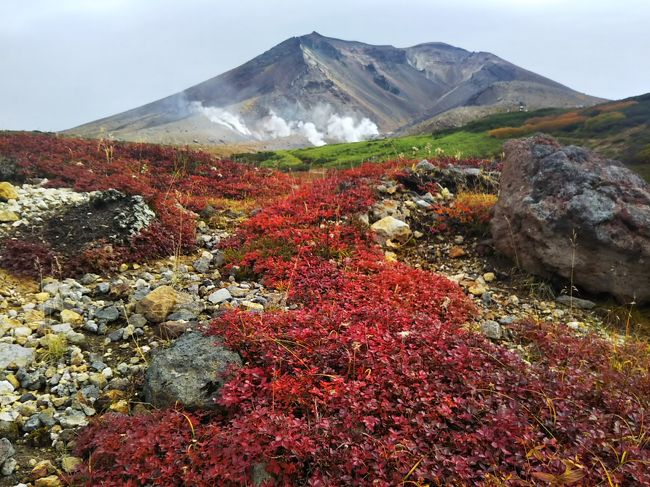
[1,0,648,131]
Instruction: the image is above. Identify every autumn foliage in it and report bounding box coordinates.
[0,132,295,275]
[73,161,650,485]
[489,112,589,139]
[431,192,497,234]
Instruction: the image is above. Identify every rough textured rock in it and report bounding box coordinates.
[136,285,179,323]
[0,182,18,201]
[0,438,15,465]
[370,216,412,245]
[480,320,503,340]
[0,209,19,222]
[89,189,156,237]
[556,295,596,310]
[143,332,242,409]
[0,344,35,369]
[207,288,231,304]
[491,135,650,303]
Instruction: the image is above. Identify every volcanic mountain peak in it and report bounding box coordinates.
[65,33,604,147]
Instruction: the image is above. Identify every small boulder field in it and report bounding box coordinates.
[0,132,649,486]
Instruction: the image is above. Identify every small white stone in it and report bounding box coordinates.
[0,380,15,394]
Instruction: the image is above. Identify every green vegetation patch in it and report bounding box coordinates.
[234,131,502,170]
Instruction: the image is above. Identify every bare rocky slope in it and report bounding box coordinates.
[64,32,603,146]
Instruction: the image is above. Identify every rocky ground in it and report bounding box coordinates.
[0,181,290,486]
[0,169,638,486]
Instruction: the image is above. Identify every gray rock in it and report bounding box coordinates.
[556,295,596,310]
[480,320,503,340]
[37,411,56,427]
[80,273,99,285]
[0,438,15,465]
[132,287,151,301]
[96,282,111,294]
[0,381,14,395]
[140,272,155,281]
[212,251,225,268]
[22,414,41,432]
[421,192,436,204]
[1,457,17,476]
[16,369,44,390]
[83,321,98,333]
[90,360,107,372]
[0,421,19,441]
[207,288,232,304]
[481,292,493,306]
[167,309,198,321]
[143,332,242,410]
[81,385,101,401]
[51,323,73,334]
[193,257,212,273]
[415,160,435,172]
[226,286,248,298]
[492,135,650,304]
[95,306,120,322]
[58,409,88,429]
[108,329,125,342]
[128,313,148,328]
[0,344,35,369]
[66,331,86,345]
[42,297,64,314]
[462,167,482,177]
[90,190,156,237]
[499,316,516,325]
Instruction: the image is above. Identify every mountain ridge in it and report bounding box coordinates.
[65,32,604,146]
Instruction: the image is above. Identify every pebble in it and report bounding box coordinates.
[449,246,466,258]
[60,456,82,474]
[480,320,503,340]
[207,288,232,304]
[1,457,17,475]
[95,306,120,322]
[0,380,15,395]
[556,295,596,310]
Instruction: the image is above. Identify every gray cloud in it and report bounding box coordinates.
[1,0,648,131]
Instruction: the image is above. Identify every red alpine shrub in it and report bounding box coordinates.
[0,132,295,275]
[67,154,650,485]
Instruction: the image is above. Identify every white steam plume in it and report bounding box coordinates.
[326,115,379,142]
[193,102,378,147]
[295,121,326,146]
[191,102,252,136]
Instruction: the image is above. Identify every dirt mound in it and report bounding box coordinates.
[36,189,156,255]
[3,189,157,270]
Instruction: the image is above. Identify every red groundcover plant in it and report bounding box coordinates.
[0,132,294,275]
[72,161,650,485]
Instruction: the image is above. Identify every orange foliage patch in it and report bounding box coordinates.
[489,111,588,139]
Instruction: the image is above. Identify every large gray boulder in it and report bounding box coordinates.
[143,332,242,410]
[491,135,650,303]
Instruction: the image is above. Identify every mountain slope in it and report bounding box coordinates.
[65,32,603,146]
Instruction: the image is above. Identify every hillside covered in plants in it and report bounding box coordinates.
[232,93,650,181]
[0,132,649,486]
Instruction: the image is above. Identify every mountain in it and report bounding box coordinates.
[65,32,604,146]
